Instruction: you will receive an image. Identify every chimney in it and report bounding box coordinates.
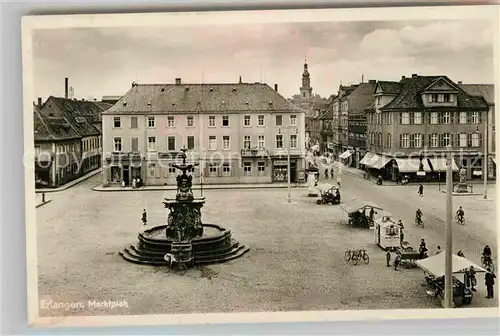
[274,84,278,92]
[457,81,463,84]
[361,75,364,83]
[65,77,69,99]
[401,76,406,80]
[368,80,376,84]
[411,73,418,78]
[175,78,181,85]
[37,97,42,107]
[239,76,242,84]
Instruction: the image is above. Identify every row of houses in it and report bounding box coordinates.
[308,74,495,181]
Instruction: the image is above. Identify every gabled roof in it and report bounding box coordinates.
[104,83,301,115]
[41,97,111,137]
[458,84,495,105]
[421,76,460,93]
[380,75,488,111]
[375,81,402,95]
[345,82,377,114]
[34,105,80,141]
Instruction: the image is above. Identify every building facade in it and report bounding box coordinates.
[331,84,359,158]
[363,74,489,181]
[101,80,306,186]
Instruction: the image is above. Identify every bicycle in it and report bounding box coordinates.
[344,248,356,262]
[455,214,465,225]
[353,249,370,265]
[415,216,424,228]
[481,255,495,272]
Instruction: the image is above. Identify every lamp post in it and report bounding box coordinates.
[483,120,488,199]
[444,144,453,309]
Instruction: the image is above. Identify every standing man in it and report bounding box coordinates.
[394,255,401,271]
[418,184,424,197]
[386,250,391,267]
[325,168,329,179]
[330,168,334,180]
[142,209,147,226]
[485,268,496,299]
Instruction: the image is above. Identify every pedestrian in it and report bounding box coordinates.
[330,168,334,179]
[132,178,137,189]
[436,246,442,254]
[337,175,342,189]
[400,229,405,247]
[457,250,465,258]
[418,184,424,197]
[394,255,401,271]
[325,169,329,179]
[386,251,391,267]
[485,267,496,299]
[469,266,477,292]
[142,209,147,226]
[121,180,126,188]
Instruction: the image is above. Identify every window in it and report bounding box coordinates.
[222,116,229,127]
[243,135,251,149]
[376,96,381,106]
[290,135,297,149]
[258,135,265,148]
[439,133,450,147]
[444,94,451,102]
[442,112,451,124]
[186,116,194,127]
[148,116,155,128]
[413,112,422,124]
[167,136,175,151]
[290,115,297,125]
[400,134,409,148]
[276,135,283,149]
[276,115,283,126]
[258,115,265,126]
[460,112,467,124]
[222,163,231,176]
[472,112,479,124]
[223,136,230,150]
[400,112,410,124]
[130,117,138,128]
[258,161,265,175]
[169,166,176,174]
[208,136,217,150]
[414,134,422,148]
[148,136,156,151]
[131,137,139,152]
[187,136,195,150]
[208,116,216,127]
[386,133,391,148]
[244,116,251,127]
[243,162,252,176]
[208,163,218,177]
[430,112,438,124]
[431,94,439,103]
[459,133,467,147]
[113,137,122,151]
[429,133,438,147]
[113,117,121,128]
[167,116,175,127]
[472,133,479,147]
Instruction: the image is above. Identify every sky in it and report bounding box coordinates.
[32,19,494,101]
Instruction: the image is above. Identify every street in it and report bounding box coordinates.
[35,172,497,317]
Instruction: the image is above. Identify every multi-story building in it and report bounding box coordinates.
[101,79,306,186]
[306,99,334,152]
[363,74,489,181]
[332,84,359,157]
[458,83,495,178]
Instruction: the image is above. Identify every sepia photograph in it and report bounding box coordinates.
[23,5,499,327]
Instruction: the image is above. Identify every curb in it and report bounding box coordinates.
[92,184,308,192]
[36,169,102,193]
[36,200,52,208]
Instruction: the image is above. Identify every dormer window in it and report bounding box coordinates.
[444,94,452,102]
[430,94,439,103]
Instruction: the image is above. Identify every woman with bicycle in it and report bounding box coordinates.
[456,206,465,224]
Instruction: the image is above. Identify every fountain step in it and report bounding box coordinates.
[120,244,249,266]
[130,241,240,257]
[137,234,233,252]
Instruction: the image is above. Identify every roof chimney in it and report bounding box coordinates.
[239,76,242,84]
[274,84,278,92]
[457,81,463,84]
[65,77,69,99]
[132,81,137,88]
[37,97,42,107]
[411,73,418,78]
[175,78,181,85]
[401,76,406,80]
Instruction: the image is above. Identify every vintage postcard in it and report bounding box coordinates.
[22,5,499,328]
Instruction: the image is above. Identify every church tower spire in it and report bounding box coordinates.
[300,59,313,99]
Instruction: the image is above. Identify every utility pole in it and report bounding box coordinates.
[444,144,453,308]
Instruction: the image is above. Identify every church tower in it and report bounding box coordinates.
[300,60,313,99]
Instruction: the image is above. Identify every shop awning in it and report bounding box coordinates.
[366,154,391,170]
[427,157,459,172]
[415,252,487,278]
[395,157,431,173]
[359,153,374,166]
[339,150,353,160]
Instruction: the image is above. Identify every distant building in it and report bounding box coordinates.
[101,95,122,105]
[101,79,306,187]
[363,74,489,181]
[332,84,358,156]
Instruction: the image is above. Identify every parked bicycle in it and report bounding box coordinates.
[344,248,370,265]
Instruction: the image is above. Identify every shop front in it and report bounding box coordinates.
[104,153,142,186]
[272,159,297,183]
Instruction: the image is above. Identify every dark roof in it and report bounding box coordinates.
[345,82,377,114]
[105,83,301,115]
[34,105,80,141]
[380,75,489,111]
[376,81,402,94]
[41,97,111,137]
[318,105,333,120]
[458,84,495,105]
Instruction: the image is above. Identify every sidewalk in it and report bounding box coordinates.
[36,168,101,193]
[93,182,308,192]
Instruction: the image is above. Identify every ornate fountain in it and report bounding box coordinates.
[120,149,249,266]
[455,166,470,193]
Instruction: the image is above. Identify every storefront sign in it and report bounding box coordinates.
[274,160,289,166]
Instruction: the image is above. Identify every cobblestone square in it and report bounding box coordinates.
[36,173,497,317]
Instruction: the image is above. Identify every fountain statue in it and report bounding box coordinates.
[455,166,469,193]
[120,149,249,267]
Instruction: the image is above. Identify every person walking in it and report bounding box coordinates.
[436,246,442,254]
[142,209,147,226]
[485,268,496,299]
[386,251,391,267]
[330,168,334,180]
[418,184,424,197]
[324,169,329,179]
[394,255,401,271]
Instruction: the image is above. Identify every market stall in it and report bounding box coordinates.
[340,200,384,229]
[374,215,401,250]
